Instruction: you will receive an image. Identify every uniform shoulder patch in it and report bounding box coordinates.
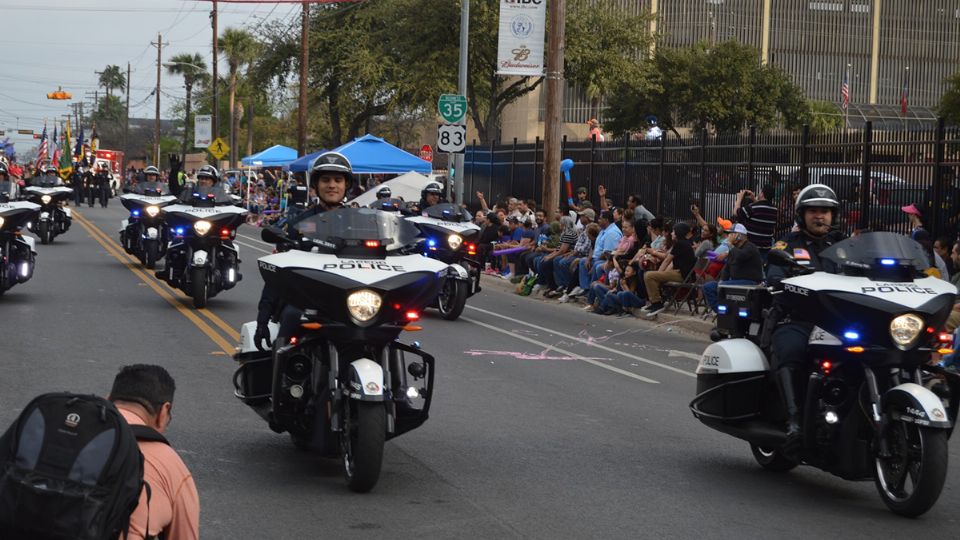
[773,241,788,251]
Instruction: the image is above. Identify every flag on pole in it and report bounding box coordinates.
[74,124,84,161]
[841,69,850,110]
[51,123,61,168]
[59,118,73,177]
[900,77,909,116]
[91,124,99,153]
[34,125,48,170]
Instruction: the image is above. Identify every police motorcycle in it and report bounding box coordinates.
[23,169,73,245]
[405,203,481,320]
[234,208,449,492]
[119,169,178,269]
[691,231,959,517]
[155,184,247,308]
[0,178,39,294]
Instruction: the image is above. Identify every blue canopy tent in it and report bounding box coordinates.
[286,134,431,174]
[241,145,297,167]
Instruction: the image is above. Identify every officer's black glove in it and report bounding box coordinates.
[254,322,273,352]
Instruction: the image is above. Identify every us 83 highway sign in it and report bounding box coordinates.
[437,124,466,154]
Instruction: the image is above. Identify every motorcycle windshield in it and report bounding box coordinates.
[820,231,930,273]
[293,207,421,251]
[0,181,16,199]
[35,177,62,187]
[423,203,471,222]
[189,185,233,204]
[137,181,170,196]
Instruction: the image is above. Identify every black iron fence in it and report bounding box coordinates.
[462,119,960,238]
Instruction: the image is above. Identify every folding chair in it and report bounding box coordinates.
[661,262,702,315]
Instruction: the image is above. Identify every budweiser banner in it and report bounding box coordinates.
[496,0,546,77]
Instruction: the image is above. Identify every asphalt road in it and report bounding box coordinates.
[2,201,959,539]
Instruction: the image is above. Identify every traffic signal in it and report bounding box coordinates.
[46,87,72,100]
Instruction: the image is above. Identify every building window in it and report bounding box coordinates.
[809,2,843,12]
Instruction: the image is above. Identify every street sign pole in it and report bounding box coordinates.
[454,0,469,206]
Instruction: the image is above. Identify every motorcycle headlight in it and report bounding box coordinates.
[41,195,52,204]
[448,234,463,250]
[145,205,160,217]
[347,289,382,322]
[0,216,4,230]
[890,314,924,347]
[193,220,212,236]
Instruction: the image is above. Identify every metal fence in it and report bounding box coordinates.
[462,119,960,239]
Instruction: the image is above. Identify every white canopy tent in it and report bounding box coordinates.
[348,171,444,207]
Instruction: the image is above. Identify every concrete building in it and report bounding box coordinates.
[500,0,953,143]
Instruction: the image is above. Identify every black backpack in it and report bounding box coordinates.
[0,393,167,540]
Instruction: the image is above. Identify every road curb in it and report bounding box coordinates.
[479,274,714,339]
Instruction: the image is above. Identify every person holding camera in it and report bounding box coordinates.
[734,183,779,258]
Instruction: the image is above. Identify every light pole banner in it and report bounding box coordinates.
[496,0,547,77]
[194,114,212,148]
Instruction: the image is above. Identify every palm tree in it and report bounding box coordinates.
[218,28,259,168]
[166,53,208,160]
[98,65,125,98]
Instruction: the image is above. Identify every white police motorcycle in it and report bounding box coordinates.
[692,232,958,517]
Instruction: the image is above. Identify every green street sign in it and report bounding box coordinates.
[438,94,467,124]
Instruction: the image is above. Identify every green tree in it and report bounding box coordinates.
[166,53,208,160]
[91,94,126,147]
[808,100,844,133]
[219,28,260,167]
[939,71,960,125]
[604,41,810,137]
[98,65,126,98]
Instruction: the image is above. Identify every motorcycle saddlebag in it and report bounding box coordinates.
[691,339,769,421]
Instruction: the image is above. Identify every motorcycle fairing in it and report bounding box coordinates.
[406,215,482,236]
[784,274,957,310]
[0,202,40,230]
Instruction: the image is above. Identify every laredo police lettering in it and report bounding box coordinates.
[322,260,405,272]
[861,283,937,295]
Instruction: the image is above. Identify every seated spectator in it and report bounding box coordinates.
[572,210,623,297]
[495,216,537,280]
[571,186,590,212]
[630,218,667,270]
[518,219,561,280]
[695,223,718,258]
[935,236,956,278]
[641,222,696,317]
[556,222,600,301]
[596,261,645,315]
[702,223,765,313]
[535,216,578,294]
[627,193,655,221]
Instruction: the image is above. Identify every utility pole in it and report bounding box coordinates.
[454,0,469,206]
[297,1,309,156]
[125,62,131,153]
[542,0,566,222]
[211,0,219,144]
[152,33,167,166]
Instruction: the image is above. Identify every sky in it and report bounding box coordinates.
[0,0,299,152]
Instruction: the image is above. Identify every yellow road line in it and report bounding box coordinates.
[73,210,241,341]
[72,213,237,355]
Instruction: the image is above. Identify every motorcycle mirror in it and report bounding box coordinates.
[767,249,798,268]
[261,226,289,245]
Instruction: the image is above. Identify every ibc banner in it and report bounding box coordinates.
[496,0,547,77]
[194,114,212,148]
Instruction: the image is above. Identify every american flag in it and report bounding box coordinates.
[841,70,850,110]
[51,124,61,167]
[34,126,48,169]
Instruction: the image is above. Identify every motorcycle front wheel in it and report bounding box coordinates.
[143,240,158,269]
[191,267,208,309]
[874,420,948,517]
[38,222,51,245]
[341,400,385,493]
[437,279,468,321]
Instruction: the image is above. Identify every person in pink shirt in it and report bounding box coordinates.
[109,365,200,540]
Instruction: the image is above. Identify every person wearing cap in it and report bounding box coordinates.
[702,223,764,313]
[571,186,590,213]
[553,213,596,298]
[640,222,697,316]
[253,152,353,350]
[902,203,925,241]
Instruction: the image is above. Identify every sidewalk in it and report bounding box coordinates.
[479,274,714,339]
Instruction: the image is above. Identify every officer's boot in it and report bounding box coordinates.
[775,367,802,457]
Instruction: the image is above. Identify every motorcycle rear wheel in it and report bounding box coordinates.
[750,444,799,472]
[191,267,208,309]
[341,401,385,493]
[437,279,468,320]
[874,421,948,517]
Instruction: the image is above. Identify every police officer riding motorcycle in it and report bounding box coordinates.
[23,166,73,244]
[157,165,247,308]
[119,166,177,268]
